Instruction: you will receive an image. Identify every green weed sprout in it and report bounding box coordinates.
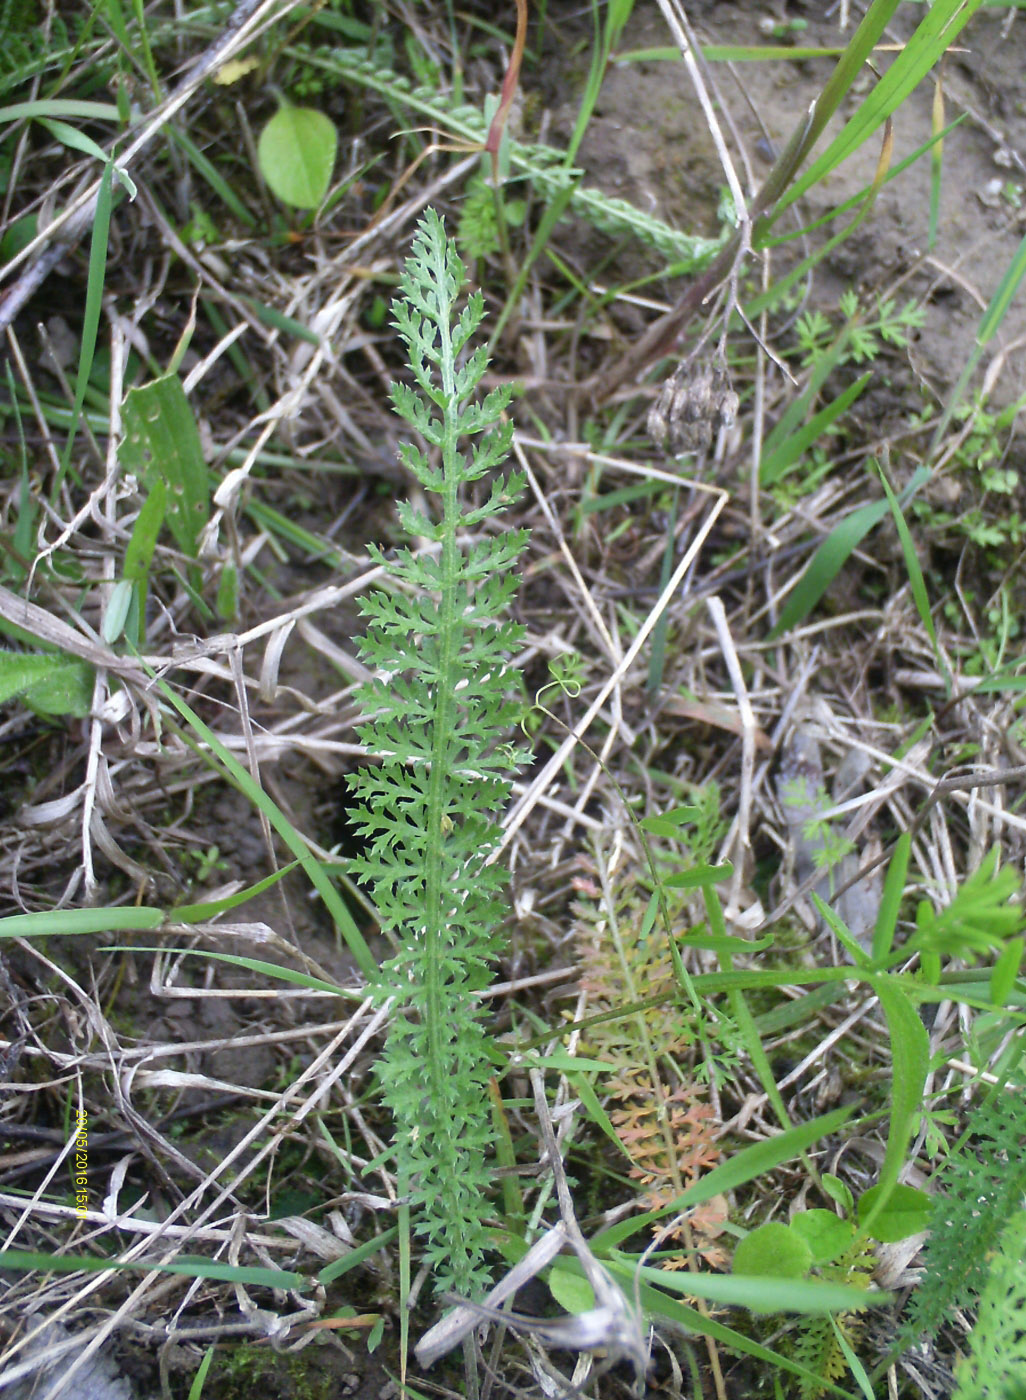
[347,210,529,1296]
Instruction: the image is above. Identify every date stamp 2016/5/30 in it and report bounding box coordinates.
[73,1109,88,1216]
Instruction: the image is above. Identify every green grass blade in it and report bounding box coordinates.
[625,1274,857,1396]
[858,976,928,1238]
[629,1259,889,1315]
[4,361,34,584]
[187,1345,215,1400]
[117,947,363,999]
[120,374,210,576]
[126,0,162,99]
[0,99,121,121]
[929,75,944,250]
[770,0,983,221]
[166,124,257,228]
[760,371,871,485]
[745,117,958,320]
[768,466,931,639]
[151,676,377,979]
[877,460,949,690]
[566,1070,635,1160]
[317,1227,398,1285]
[35,116,112,162]
[173,860,300,920]
[832,1314,876,1400]
[761,116,965,253]
[487,179,577,353]
[0,1248,305,1289]
[564,0,633,166]
[57,159,113,492]
[0,906,166,939]
[768,491,889,640]
[616,44,852,63]
[761,326,853,456]
[122,476,166,645]
[749,0,901,236]
[240,294,321,343]
[931,226,1026,455]
[873,831,910,964]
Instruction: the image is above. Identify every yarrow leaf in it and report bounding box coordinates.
[347,209,527,1296]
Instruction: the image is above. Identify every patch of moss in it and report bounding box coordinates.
[206,1343,339,1400]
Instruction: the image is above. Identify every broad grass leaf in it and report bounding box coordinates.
[860,977,928,1236]
[760,371,870,485]
[768,465,930,639]
[0,907,165,939]
[120,375,209,568]
[768,490,890,640]
[258,105,337,208]
[0,649,92,718]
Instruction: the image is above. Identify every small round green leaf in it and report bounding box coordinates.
[790,1209,854,1265]
[857,1183,931,1243]
[733,1221,812,1280]
[257,105,337,209]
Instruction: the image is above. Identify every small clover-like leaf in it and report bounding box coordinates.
[790,1209,854,1265]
